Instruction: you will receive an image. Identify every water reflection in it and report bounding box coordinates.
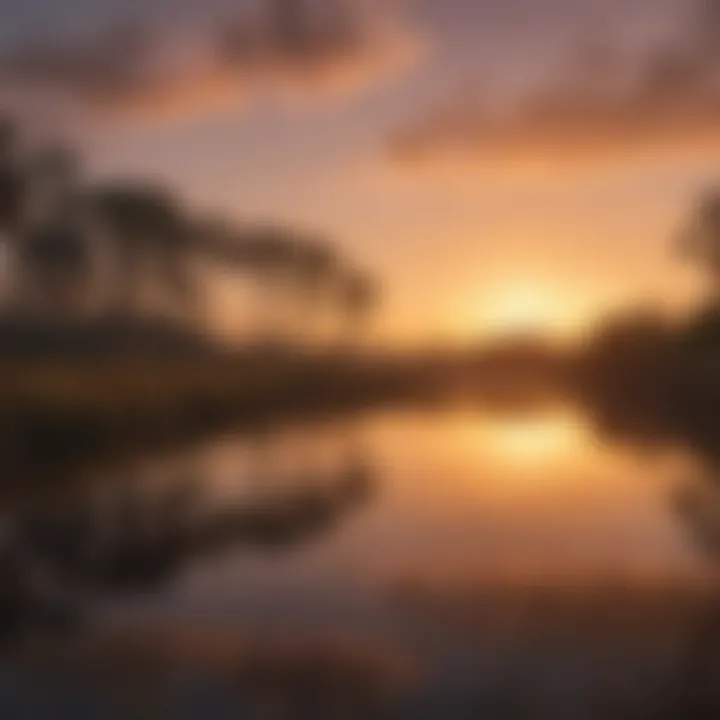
[666,458,720,718]
[0,408,719,717]
[470,411,588,468]
[675,461,720,565]
[0,428,374,656]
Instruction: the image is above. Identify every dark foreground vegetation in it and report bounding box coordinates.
[0,339,558,477]
[571,303,720,461]
[0,115,384,473]
[0,302,718,485]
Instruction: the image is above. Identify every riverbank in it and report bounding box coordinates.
[0,338,568,478]
[3,305,720,478]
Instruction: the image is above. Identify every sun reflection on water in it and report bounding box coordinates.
[473,410,591,469]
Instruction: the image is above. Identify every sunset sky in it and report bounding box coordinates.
[3,0,720,343]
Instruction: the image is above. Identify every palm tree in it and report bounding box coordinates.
[339,268,378,346]
[92,184,197,321]
[227,226,301,344]
[1,139,102,317]
[0,119,376,338]
[16,141,130,318]
[18,218,96,316]
[198,219,339,346]
[282,236,338,346]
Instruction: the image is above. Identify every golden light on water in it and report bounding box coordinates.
[438,410,595,484]
[479,413,588,465]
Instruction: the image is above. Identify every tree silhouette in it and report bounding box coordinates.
[14,144,102,316]
[340,269,378,344]
[678,191,720,299]
[200,219,343,345]
[91,183,197,320]
[285,237,338,345]
[19,219,96,315]
[0,118,378,343]
[0,119,25,234]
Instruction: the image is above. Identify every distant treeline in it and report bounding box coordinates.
[570,305,720,452]
[568,187,720,452]
[0,115,719,473]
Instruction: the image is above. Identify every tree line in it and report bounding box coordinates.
[0,118,377,345]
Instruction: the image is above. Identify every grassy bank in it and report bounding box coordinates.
[0,354,368,469]
[0,341,568,475]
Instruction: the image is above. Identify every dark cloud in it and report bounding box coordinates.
[221,0,375,70]
[390,0,720,169]
[0,0,420,121]
[0,25,166,112]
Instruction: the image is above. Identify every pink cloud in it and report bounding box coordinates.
[390,0,720,169]
[0,1,421,122]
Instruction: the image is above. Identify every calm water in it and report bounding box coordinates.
[1,408,719,718]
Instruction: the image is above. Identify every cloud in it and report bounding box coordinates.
[390,0,720,170]
[0,0,421,122]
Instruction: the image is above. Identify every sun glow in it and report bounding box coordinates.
[471,282,587,340]
[481,413,588,463]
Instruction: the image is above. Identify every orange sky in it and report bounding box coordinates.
[4,0,720,344]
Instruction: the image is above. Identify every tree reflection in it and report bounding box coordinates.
[669,458,720,717]
[0,441,375,650]
[675,465,720,564]
[566,396,720,716]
